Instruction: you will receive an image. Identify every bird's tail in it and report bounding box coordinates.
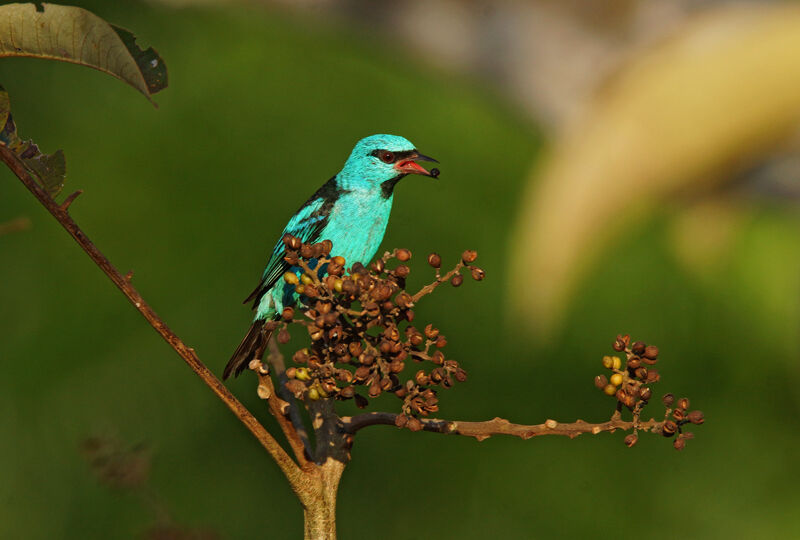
[223,320,273,379]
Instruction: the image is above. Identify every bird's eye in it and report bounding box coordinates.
[379,151,395,164]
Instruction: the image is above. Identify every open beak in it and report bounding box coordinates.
[394,151,439,177]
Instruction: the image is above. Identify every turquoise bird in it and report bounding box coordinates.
[224,134,438,379]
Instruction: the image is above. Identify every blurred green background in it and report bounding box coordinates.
[1,0,799,538]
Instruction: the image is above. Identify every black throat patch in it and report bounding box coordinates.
[380,174,407,199]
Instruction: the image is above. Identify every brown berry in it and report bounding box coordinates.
[451,274,463,287]
[281,307,294,321]
[396,248,412,262]
[644,345,659,360]
[687,410,704,425]
[427,253,441,268]
[594,375,608,389]
[624,434,638,448]
[395,265,410,278]
[631,341,646,355]
[470,267,485,281]
[673,437,686,451]
[461,250,478,264]
[677,397,690,410]
[662,393,675,407]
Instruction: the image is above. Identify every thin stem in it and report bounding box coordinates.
[0,145,305,488]
[341,411,663,441]
[411,262,464,303]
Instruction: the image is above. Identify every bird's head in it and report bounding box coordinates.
[337,134,438,196]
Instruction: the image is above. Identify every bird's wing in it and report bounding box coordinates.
[243,184,336,308]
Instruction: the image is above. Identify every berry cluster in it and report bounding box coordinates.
[660,394,704,450]
[595,334,704,449]
[261,235,484,430]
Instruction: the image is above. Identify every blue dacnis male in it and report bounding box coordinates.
[223,134,438,379]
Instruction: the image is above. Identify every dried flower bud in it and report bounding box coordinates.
[300,244,314,259]
[454,368,468,382]
[285,380,306,398]
[340,386,355,399]
[631,341,646,355]
[284,251,299,265]
[627,357,641,370]
[638,387,652,401]
[396,248,412,262]
[461,250,478,264]
[672,408,685,421]
[634,367,648,380]
[320,239,333,256]
[285,235,302,250]
[687,410,704,425]
[286,367,297,379]
[645,370,660,383]
[470,267,485,281]
[407,417,423,432]
[624,434,638,448]
[424,324,440,339]
[395,264,410,278]
[662,420,677,437]
[594,375,608,389]
[662,393,675,407]
[644,345,659,360]
[677,397,690,410]
[395,415,408,428]
[673,437,685,451]
[451,274,463,287]
[371,259,385,274]
[435,336,448,348]
[354,394,368,409]
[281,307,294,321]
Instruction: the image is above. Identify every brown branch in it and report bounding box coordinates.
[0,144,306,489]
[251,355,312,468]
[411,262,464,303]
[341,411,663,441]
[266,340,313,458]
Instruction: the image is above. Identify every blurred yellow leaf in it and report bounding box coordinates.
[0,3,167,104]
[511,4,800,336]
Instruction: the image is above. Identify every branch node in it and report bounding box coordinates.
[257,384,272,400]
[124,270,134,282]
[60,189,83,211]
[545,419,558,429]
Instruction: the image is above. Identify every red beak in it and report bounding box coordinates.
[393,152,438,177]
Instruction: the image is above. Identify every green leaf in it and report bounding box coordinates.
[0,3,167,104]
[0,85,66,196]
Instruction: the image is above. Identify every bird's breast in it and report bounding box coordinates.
[324,191,393,266]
